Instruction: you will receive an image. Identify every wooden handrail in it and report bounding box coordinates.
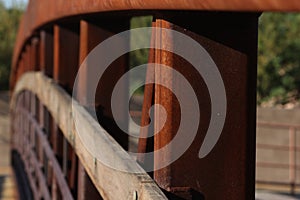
[11,72,167,200]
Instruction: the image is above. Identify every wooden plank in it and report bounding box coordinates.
[11,72,167,200]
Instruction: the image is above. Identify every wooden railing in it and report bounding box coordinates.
[10,0,300,199]
[11,72,167,199]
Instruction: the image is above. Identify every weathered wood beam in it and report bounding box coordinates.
[11,72,167,200]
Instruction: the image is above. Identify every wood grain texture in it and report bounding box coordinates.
[11,72,167,200]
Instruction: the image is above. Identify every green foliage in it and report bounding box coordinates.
[258,13,300,105]
[129,14,300,104]
[129,16,152,94]
[130,16,152,67]
[0,0,23,90]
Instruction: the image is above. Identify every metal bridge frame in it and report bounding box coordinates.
[10,0,300,199]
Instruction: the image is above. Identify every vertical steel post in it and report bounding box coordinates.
[153,12,258,199]
[40,31,54,77]
[31,37,40,71]
[137,22,156,168]
[77,20,129,149]
[53,24,79,92]
[77,19,130,199]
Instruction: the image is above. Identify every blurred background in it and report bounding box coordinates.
[0,0,25,91]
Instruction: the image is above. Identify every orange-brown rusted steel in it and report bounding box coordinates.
[53,24,79,92]
[152,12,258,199]
[137,22,156,166]
[11,0,300,88]
[30,37,40,71]
[77,19,130,149]
[76,19,130,197]
[40,31,53,77]
[76,20,109,199]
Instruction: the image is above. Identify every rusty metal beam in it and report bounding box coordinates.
[40,31,54,77]
[11,0,300,78]
[152,12,258,199]
[31,37,40,71]
[12,1,300,92]
[77,19,129,149]
[137,22,155,168]
[53,24,79,92]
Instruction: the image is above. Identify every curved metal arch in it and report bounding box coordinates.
[12,0,300,72]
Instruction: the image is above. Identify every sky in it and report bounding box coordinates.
[2,0,27,8]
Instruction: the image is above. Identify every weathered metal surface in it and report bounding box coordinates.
[137,23,155,167]
[30,37,40,71]
[24,45,30,72]
[11,72,167,200]
[40,31,53,77]
[77,19,130,148]
[152,12,258,199]
[53,25,79,93]
[11,0,300,87]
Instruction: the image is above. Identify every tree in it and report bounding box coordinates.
[0,0,24,90]
[258,13,300,105]
[129,16,152,94]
